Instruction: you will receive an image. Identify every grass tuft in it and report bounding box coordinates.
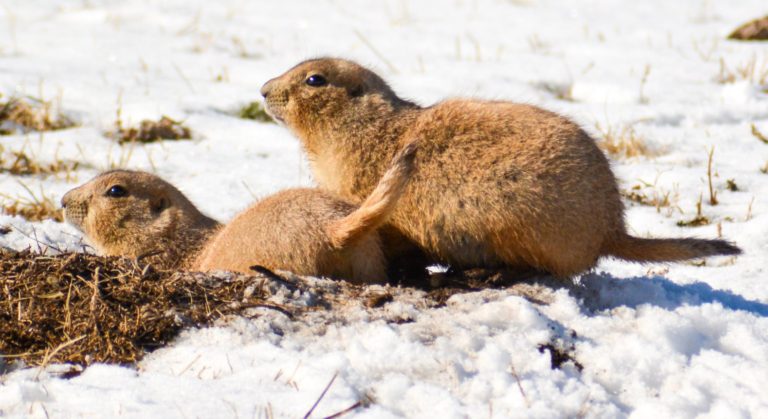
[1,185,63,223]
[1,199,62,222]
[0,95,75,135]
[716,54,768,85]
[238,101,274,123]
[111,115,191,144]
[676,215,710,227]
[595,122,657,159]
[677,194,710,227]
[621,180,680,216]
[0,146,80,178]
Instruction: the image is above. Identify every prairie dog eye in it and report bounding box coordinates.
[106,185,128,198]
[305,74,327,87]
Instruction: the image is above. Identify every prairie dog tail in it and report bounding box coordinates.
[327,142,417,249]
[605,233,741,263]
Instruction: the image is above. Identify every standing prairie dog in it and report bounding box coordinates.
[61,143,417,283]
[261,57,741,277]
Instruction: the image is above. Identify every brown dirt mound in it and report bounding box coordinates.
[0,250,282,367]
[728,16,768,41]
[0,250,564,369]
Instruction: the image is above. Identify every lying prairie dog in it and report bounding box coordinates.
[61,143,417,283]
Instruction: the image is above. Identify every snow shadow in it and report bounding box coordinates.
[573,272,768,317]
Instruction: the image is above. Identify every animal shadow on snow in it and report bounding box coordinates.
[572,271,768,317]
[412,267,768,317]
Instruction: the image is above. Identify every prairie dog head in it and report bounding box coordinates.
[61,170,213,259]
[260,58,406,132]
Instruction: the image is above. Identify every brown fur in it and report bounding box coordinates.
[195,143,417,283]
[261,57,741,277]
[61,145,416,282]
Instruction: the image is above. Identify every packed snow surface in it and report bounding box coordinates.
[1,0,767,417]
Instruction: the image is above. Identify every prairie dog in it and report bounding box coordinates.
[61,170,219,270]
[61,144,416,282]
[261,57,741,277]
[195,143,417,283]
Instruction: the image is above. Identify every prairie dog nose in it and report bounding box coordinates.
[61,191,72,208]
[260,80,274,98]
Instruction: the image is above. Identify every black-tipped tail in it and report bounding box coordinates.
[606,235,742,263]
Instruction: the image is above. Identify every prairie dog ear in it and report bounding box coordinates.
[348,83,365,98]
[152,196,169,214]
[342,71,367,97]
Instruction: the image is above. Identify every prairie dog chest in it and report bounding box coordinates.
[310,148,355,199]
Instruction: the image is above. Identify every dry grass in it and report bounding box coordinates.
[527,34,550,54]
[239,101,274,123]
[706,146,719,206]
[0,183,63,222]
[622,187,671,208]
[745,197,755,221]
[638,64,651,104]
[0,95,74,135]
[677,215,710,227]
[230,36,263,60]
[752,124,768,145]
[535,82,574,101]
[676,147,726,227]
[692,37,720,62]
[0,250,281,367]
[621,179,681,216]
[212,66,230,83]
[1,198,62,223]
[0,145,81,179]
[595,122,657,159]
[677,194,710,227]
[716,55,768,85]
[0,249,563,368]
[110,115,191,144]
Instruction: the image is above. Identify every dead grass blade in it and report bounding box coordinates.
[303,372,338,419]
[752,124,768,145]
[323,395,372,419]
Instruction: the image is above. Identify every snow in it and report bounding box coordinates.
[1,0,767,417]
